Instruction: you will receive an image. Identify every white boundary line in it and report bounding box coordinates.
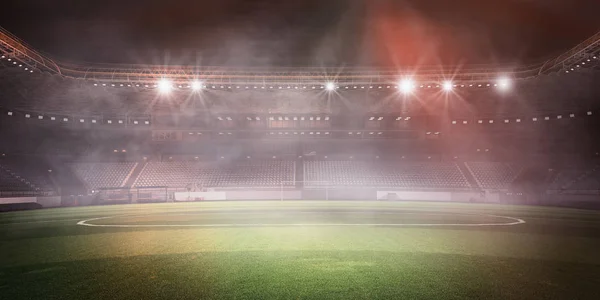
[76,212,526,228]
[2,218,88,225]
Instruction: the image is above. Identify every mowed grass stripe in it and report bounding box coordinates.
[1,251,599,300]
[2,201,600,299]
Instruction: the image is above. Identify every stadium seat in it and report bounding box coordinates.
[133,160,295,189]
[303,161,470,189]
[549,163,600,192]
[465,162,522,190]
[0,159,55,196]
[70,162,136,189]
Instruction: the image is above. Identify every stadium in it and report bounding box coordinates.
[1,1,600,299]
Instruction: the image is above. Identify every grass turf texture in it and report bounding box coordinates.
[1,201,600,299]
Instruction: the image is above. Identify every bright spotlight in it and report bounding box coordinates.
[158,79,172,93]
[191,80,202,91]
[442,81,453,91]
[497,77,511,91]
[399,79,416,94]
[325,82,335,91]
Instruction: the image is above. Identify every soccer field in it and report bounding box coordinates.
[1,201,600,299]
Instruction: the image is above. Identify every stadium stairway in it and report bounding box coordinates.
[457,162,480,189]
[295,161,302,188]
[510,165,550,194]
[123,162,146,188]
[559,163,600,192]
[0,159,56,195]
[0,167,33,193]
[0,165,35,191]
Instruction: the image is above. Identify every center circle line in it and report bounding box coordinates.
[76,211,526,228]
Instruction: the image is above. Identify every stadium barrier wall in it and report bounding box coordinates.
[174,190,302,200]
[225,190,302,200]
[174,192,227,201]
[302,189,377,200]
[328,189,377,200]
[451,191,501,203]
[0,197,38,204]
[374,191,502,203]
[36,196,62,208]
[59,195,95,206]
[377,191,452,201]
[543,194,600,209]
[301,189,498,202]
[545,194,600,202]
[0,196,62,208]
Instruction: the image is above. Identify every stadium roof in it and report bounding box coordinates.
[0,0,599,85]
[2,0,600,66]
[1,26,598,86]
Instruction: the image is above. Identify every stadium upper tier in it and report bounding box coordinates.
[0,64,599,117]
[1,26,599,85]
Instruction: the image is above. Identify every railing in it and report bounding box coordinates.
[0,27,62,74]
[539,31,600,74]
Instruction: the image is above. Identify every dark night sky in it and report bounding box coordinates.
[1,0,599,67]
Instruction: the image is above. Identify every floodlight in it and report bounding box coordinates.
[497,77,511,91]
[325,82,335,91]
[442,81,453,91]
[399,79,416,94]
[158,79,173,93]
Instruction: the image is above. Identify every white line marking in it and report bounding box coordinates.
[2,218,87,225]
[77,213,526,228]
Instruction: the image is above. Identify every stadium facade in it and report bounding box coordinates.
[0,27,599,209]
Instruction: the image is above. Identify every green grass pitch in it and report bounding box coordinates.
[1,201,600,299]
